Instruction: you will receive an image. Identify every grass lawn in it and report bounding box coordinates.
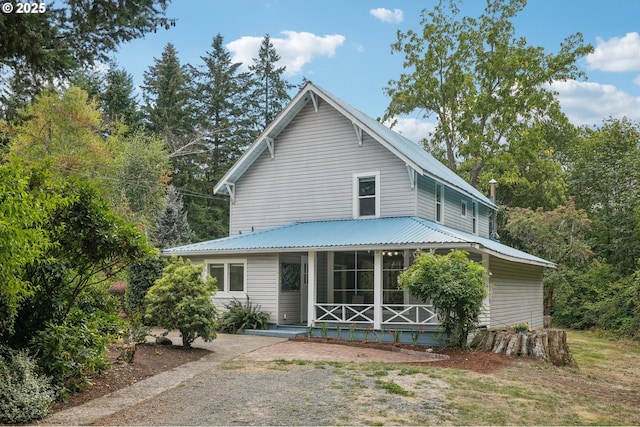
[282,329,640,425]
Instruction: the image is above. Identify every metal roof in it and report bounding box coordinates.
[164,216,554,268]
[214,82,496,209]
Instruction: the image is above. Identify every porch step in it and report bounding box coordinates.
[243,325,307,339]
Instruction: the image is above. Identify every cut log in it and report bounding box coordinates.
[470,329,577,367]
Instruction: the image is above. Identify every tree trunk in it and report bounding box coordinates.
[470,329,577,367]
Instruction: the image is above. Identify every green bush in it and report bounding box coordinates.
[399,250,488,348]
[0,350,55,424]
[218,296,270,334]
[145,257,218,347]
[552,262,615,329]
[126,256,167,315]
[595,271,640,339]
[30,308,121,393]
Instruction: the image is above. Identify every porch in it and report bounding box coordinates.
[279,249,462,331]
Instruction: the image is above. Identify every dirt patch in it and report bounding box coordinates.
[292,336,514,373]
[51,343,209,412]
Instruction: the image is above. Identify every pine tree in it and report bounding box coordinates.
[248,34,294,130]
[152,185,193,249]
[183,34,255,240]
[101,65,143,129]
[142,43,196,153]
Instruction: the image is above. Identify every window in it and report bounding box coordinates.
[353,172,380,218]
[435,183,444,223]
[332,251,374,304]
[383,251,405,305]
[472,201,478,235]
[207,261,246,293]
[461,200,467,218]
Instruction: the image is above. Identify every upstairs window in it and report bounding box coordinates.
[472,201,478,235]
[353,172,380,218]
[435,183,444,223]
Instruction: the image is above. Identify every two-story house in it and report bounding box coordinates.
[164,82,554,337]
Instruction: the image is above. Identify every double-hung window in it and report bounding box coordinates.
[353,171,380,218]
[435,183,444,223]
[207,260,246,293]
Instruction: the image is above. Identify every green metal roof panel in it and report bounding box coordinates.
[164,216,553,267]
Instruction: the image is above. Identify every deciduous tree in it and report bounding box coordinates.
[385,0,592,189]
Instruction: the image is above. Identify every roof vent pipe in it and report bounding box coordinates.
[489,179,500,241]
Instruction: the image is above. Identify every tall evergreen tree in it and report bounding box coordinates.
[101,65,143,129]
[248,34,294,129]
[151,185,193,249]
[142,43,196,153]
[186,34,254,240]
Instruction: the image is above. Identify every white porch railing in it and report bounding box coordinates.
[315,303,374,323]
[381,304,438,326]
[314,303,438,326]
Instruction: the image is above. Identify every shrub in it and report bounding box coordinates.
[145,257,218,347]
[399,250,488,348]
[218,296,270,334]
[30,308,121,393]
[0,350,55,424]
[126,256,167,315]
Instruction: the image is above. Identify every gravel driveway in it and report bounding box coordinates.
[47,333,449,426]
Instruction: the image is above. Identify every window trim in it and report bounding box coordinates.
[204,259,247,295]
[461,200,467,218]
[435,182,444,224]
[353,171,381,218]
[471,200,478,235]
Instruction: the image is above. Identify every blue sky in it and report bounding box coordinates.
[115,0,640,142]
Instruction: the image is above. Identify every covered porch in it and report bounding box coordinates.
[301,249,446,330]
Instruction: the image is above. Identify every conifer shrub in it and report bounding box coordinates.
[0,350,55,424]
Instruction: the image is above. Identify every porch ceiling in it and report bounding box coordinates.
[163,216,555,268]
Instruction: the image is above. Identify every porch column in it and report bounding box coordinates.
[480,253,491,327]
[306,250,317,327]
[373,250,382,329]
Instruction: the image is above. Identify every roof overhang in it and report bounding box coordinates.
[163,216,555,268]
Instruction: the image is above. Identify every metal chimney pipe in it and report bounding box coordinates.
[489,179,499,241]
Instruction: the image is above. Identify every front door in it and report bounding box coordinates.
[300,256,308,323]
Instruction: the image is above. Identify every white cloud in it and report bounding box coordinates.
[370,8,404,24]
[550,79,640,125]
[227,31,345,76]
[587,32,640,72]
[384,117,436,144]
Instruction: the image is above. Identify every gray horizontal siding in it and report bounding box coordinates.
[186,254,279,323]
[488,257,544,329]
[230,99,416,235]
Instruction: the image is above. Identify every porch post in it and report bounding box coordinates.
[307,250,317,327]
[480,253,491,327]
[373,250,382,329]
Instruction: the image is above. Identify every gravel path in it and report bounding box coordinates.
[93,361,448,426]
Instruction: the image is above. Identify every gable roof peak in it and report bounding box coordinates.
[214,82,495,208]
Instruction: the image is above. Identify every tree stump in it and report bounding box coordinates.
[469,329,577,367]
